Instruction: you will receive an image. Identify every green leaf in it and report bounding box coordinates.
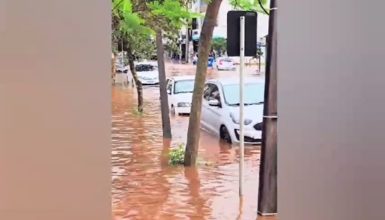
[229,0,270,15]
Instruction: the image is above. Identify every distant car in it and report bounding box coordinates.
[167,76,195,115]
[135,63,159,85]
[115,62,129,73]
[216,57,236,71]
[116,66,129,73]
[136,60,158,68]
[200,77,265,144]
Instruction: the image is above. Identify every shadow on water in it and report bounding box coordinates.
[112,64,275,220]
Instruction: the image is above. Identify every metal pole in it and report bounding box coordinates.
[121,38,124,64]
[180,40,182,63]
[239,16,245,197]
[185,3,190,64]
[258,0,278,215]
[185,28,189,63]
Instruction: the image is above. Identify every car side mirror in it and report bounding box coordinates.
[167,89,171,95]
[208,99,220,107]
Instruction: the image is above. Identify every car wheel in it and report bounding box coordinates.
[220,125,232,144]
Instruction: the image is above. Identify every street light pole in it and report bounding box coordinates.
[258,0,277,216]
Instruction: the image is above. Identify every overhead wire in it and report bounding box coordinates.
[258,0,270,15]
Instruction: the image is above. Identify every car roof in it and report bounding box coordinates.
[218,57,233,60]
[206,77,264,86]
[135,60,158,66]
[136,62,154,66]
[169,75,195,81]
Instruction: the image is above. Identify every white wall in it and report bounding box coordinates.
[212,0,233,38]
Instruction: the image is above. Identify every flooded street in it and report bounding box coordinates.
[112,64,275,220]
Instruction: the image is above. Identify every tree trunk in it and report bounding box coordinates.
[112,53,116,84]
[185,26,190,63]
[156,30,172,139]
[184,0,223,166]
[185,3,190,64]
[258,0,277,215]
[126,45,144,112]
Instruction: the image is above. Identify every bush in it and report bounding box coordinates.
[132,108,144,117]
[169,144,185,165]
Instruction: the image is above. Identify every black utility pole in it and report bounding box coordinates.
[258,0,277,216]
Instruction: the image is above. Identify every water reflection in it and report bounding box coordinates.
[112,65,274,220]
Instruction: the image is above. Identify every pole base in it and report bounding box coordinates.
[258,211,277,216]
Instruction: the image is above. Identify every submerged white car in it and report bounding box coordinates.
[167,76,195,115]
[200,77,265,144]
[135,63,159,85]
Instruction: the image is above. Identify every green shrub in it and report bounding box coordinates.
[169,144,185,165]
[132,108,144,117]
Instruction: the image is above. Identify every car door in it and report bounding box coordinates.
[201,83,213,131]
[166,79,174,109]
[206,84,223,135]
[202,83,222,135]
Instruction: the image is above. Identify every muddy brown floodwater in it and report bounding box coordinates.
[112,64,275,220]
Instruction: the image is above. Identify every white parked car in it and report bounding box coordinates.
[135,63,159,85]
[167,76,195,115]
[216,57,236,71]
[201,77,265,144]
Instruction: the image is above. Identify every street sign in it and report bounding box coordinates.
[227,11,258,198]
[227,10,258,198]
[227,11,257,57]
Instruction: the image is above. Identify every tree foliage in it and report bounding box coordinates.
[212,37,227,54]
[133,0,199,51]
[229,0,270,14]
[112,0,155,60]
[168,144,186,165]
[148,0,191,28]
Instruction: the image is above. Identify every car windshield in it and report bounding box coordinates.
[174,80,195,94]
[135,64,155,72]
[222,83,265,105]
